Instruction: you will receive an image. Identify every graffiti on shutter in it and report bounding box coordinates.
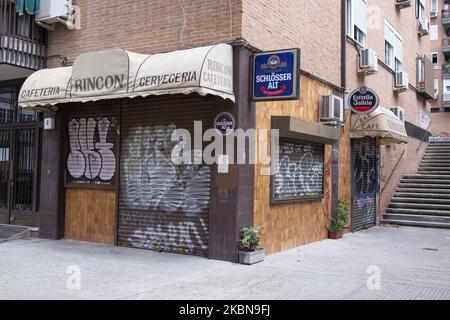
[119,122,210,255]
[352,138,377,231]
[66,116,117,186]
[272,140,324,202]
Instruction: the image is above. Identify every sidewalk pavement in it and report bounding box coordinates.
[1,226,449,300]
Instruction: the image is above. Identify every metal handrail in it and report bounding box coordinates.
[417,121,432,152]
[381,149,406,193]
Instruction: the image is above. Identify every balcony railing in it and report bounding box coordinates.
[442,9,450,26]
[443,63,450,77]
[0,0,46,71]
[443,92,450,106]
[444,38,450,54]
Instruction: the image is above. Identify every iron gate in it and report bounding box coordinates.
[0,85,41,226]
[352,138,378,232]
[118,95,214,256]
[0,127,40,226]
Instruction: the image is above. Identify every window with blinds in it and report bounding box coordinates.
[346,0,367,47]
[384,20,403,72]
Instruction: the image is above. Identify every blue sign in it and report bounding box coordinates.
[214,112,235,135]
[252,48,300,101]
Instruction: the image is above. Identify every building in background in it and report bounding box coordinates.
[345,0,436,228]
[0,1,47,227]
[430,0,450,135]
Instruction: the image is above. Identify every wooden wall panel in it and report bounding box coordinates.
[65,188,116,244]
[254,75,351,255]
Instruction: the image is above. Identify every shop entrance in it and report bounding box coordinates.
[0,85,41,227]
[117,95,213,256]
[352,137,378,231]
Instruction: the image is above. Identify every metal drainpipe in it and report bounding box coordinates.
[340,0,347,226]
[341,0,346,90]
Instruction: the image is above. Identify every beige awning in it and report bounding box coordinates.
[351,106,408,144]
[18,44,235,109]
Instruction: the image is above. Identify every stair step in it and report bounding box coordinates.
[417,170,450,174]
[420,161,450,164]
[400,179,450,184]
[388,202,450,210]
[381,219,450,229]
[397,184,450,190]
[383,213,450,223]
[403,174,450,179]
[385,207,450,216]
[392,197,450,204]
[417,171,450,175]
[418,167,450,171]
[426,146,450,149]
[395,192,450,198]
[424,149,450,152]
[421,159,450,163]
[422,157,450,161]
[419,163,450,167]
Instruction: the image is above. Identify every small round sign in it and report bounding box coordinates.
[348,85,380,114]
[214,112,235,135]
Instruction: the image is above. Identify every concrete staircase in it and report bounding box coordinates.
[382,138,450,229]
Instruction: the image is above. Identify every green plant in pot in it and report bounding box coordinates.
[328,200,349,239]
[238,226,265,265]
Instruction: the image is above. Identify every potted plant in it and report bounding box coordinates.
[328,200,349,239]
[238,226,265,265]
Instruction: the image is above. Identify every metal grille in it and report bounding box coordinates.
[118,95,213,256]
[352,138,378,232]
[0,0,46,70]
[12,128,36,211]
[272,140,324,202]
[0,129,10,210]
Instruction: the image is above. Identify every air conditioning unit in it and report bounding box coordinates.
[35,0,78,31]
[390,107,405,123]
[418,18,430,36]
[395,0,411,9]
[320,95,344,124]
[431,9,438,18]
[359,48,378,74]
[394,71,409,91]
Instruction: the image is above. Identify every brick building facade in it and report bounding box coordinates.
[6,0,441,260]
[345,0,435,216]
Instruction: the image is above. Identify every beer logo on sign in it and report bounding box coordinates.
[214,112,235,135]
[348,86,380,114]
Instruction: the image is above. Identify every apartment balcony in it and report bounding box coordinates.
[0,0,47,82]
[443,9,450,26]
[444,63,450,78]
[444,38,450,55]
[443,92,450,108]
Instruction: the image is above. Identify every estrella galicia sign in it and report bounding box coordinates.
[214,112,235,135]
[348,86,380,114]
[252,48,301,101]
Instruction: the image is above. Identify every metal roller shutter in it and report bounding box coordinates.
[352,138,378,232]
[118,94,214,256]
[272,139,324,202]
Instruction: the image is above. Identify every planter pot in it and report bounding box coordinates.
[238,249,265,265]
[328,231,344,239]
